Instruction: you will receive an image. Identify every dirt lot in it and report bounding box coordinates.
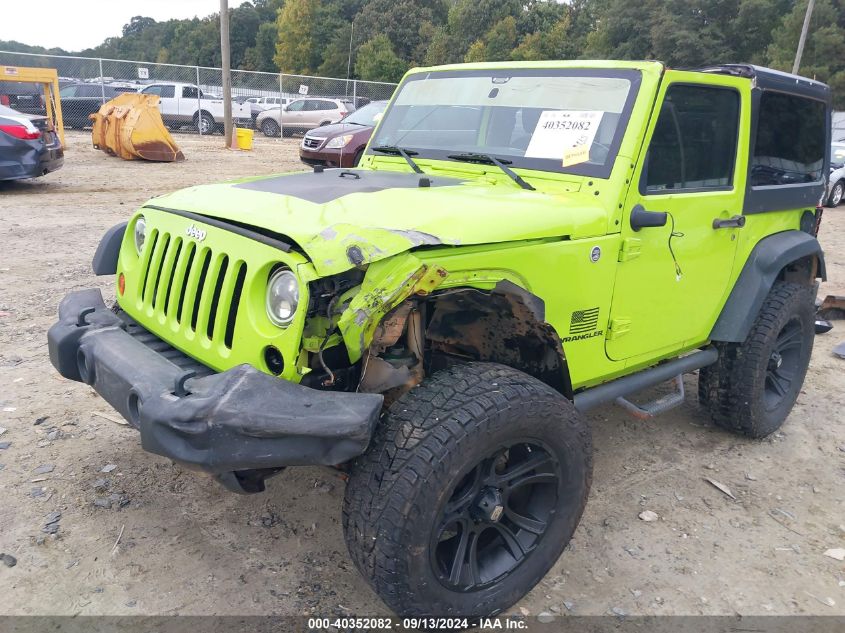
[0,131,844,617]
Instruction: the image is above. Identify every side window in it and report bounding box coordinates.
[142,85,162,96]
[80,85,101,98]
[320,100,335,111]
[303,100,319,111]
[287,100,304,112]
[644,84,740,193]
[751,92,825,186]
[159,85,175,98]
[183,86,198,99]
[59,86,78,98]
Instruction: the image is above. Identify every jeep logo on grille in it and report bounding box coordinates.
[186,224,206,241]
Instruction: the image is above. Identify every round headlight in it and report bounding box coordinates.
[134,215,147,254]
[266,269,299,327]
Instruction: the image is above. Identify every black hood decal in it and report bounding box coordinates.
[233,169,466,204]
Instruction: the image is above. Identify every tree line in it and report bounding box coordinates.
[1,0,843,106]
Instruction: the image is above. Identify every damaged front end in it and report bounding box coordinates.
[303,252,570,406]
[298,254,448,402]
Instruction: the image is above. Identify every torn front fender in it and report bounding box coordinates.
[302,223,446,276]
[338,254,448,362]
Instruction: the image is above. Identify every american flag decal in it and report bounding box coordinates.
[569,307,600,334]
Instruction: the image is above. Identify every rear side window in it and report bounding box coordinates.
[183,86,199,99]
[79,85,101,98]
[644,84,740,193]
[751,92,826,186]
[143,85,174,98]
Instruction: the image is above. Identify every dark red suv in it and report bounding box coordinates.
[299,100,387,168]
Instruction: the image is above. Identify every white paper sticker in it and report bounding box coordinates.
[525,110,604,165]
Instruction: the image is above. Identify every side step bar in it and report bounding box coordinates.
[573,347,719,413]
[615,374,685,419]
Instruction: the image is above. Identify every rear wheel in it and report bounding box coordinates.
[261,119,280,137]
[343,363,592,617]
[195,112,215,135]
[698,281,815,438]
[826,180,844,207]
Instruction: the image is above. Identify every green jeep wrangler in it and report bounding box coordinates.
[48,61,830,617]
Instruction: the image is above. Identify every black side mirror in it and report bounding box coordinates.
[630,204,668,231]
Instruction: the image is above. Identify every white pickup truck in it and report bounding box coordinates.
[138,82,252,134]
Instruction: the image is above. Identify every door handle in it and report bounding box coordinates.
[712,215,746,229]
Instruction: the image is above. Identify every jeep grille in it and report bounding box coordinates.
[138,229,247,349]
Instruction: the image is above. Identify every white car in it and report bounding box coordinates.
[256,97,354,137]
[248,96,290,110]
[826,140,845,207]
[139,82,251,134]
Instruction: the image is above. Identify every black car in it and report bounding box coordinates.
[59,83,136,129]
[0,104,63,181]
[0,81,45,115]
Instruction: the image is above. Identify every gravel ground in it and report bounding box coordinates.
[0,131,844,617]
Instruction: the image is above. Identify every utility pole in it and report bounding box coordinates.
[219,0,233,147]
[793,0,815,74]
[346,21,355,96]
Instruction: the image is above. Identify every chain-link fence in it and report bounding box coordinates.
[0,50,397,139]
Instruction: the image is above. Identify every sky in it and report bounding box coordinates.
[1,0,222,51]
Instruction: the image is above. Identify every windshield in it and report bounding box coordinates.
[369,68,641,178]
[832,142,845,165]
[345,101,386,126]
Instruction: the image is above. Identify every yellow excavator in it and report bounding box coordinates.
[90,93,184,162]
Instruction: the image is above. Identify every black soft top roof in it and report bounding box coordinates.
[692,64,831,103]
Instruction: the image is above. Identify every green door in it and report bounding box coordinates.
[606,71,751,361]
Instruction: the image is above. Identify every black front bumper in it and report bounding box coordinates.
[47,289,383,482]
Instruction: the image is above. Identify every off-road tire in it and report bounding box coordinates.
[698,281,815,438]
[261,119,280,138]
[342,362,592,617]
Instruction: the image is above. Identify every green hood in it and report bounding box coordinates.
[146,169,608,276]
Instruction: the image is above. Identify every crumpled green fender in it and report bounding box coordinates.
[337,254,448,362]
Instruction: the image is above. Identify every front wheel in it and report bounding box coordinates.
[261,119,280,137]
[826,180,844,207]
[343,363,592,617]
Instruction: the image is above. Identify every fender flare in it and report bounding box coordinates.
[91,221,127,275]
[710,230,825,343]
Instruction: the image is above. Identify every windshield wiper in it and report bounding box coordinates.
[371,145,423,174]
[446,153,535,191]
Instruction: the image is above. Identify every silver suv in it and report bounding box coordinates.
[256,97,354,137]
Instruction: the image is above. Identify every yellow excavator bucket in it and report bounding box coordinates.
[89,93,184,162]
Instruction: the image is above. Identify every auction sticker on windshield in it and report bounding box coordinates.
[525,110,604,166]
